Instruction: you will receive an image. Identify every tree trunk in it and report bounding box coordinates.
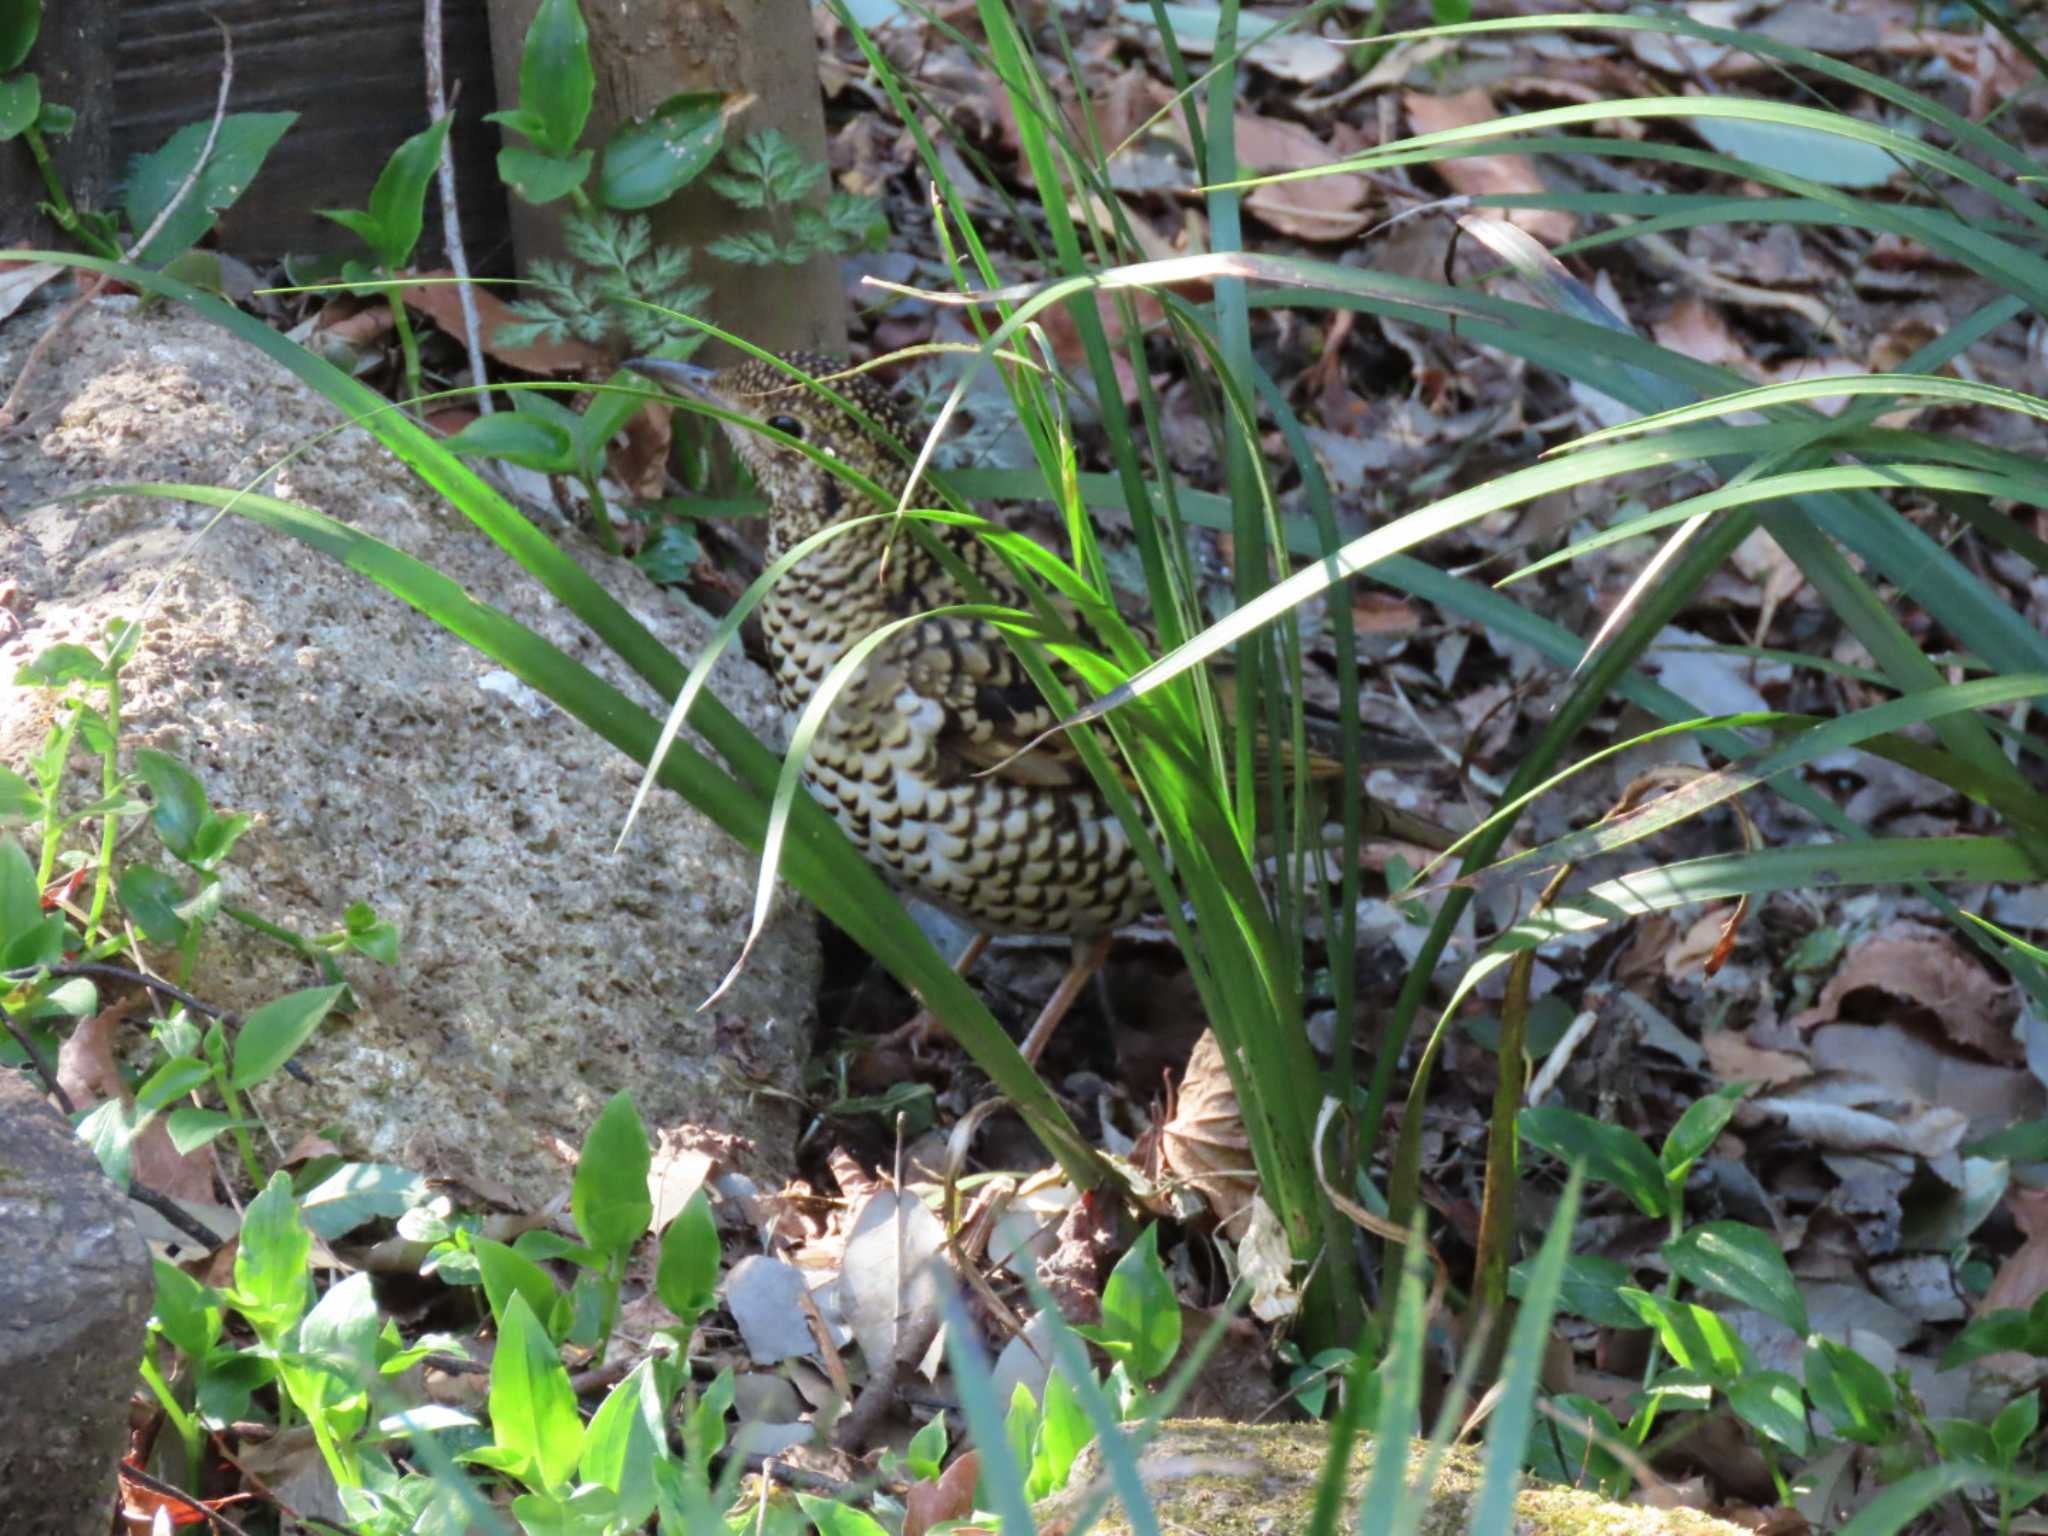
[484,0,848,362]
[1,5,114,249]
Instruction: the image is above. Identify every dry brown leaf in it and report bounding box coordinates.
[1159,1028,1257,1234]
[905,1450,981,1536]
[1160,113,1371,243]
[609,403,673,502]
[1971,1188,2048,1385]
[1402,89,1574,247]
[314,302,395,348]
[1747,1078,1968,1161]
[0,258,62,324]
[57,1001,218,1206]
[1808,1022,2044,1144]
[1652,295,1750,371]
[1791,928,2019,1063]
[401,270,609,375]
[1666,908,1740,983]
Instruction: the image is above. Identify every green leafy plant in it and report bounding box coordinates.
[448,0,879,556]
[3,629,393,1191]
[0,0,117,257]
[318,113,456,411]
[1518,1089,2048,1511]
[1,0,294,274]
[498,209,709,357]
[123,112,297,268]
[139,1091,731,1533]
[704,129,882,267]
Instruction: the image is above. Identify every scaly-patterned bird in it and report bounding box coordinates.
[628,352,1455,1061]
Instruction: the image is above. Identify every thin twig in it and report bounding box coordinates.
[423,0,492,414]
[0,18,237,432]
[118,1461,257,1536]
[9,961,241,1024]
[128,1182,227,1250]
[3,1014,70,1111]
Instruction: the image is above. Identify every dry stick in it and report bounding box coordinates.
[2,1013,69,1110]
[128,1183,227,1251]
[117,1461,259,1536]
[422,0,492,413]
[0,19,236,433]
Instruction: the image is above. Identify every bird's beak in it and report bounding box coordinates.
[623,357,719,400]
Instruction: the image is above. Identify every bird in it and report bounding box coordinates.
[627,351,1457,1063]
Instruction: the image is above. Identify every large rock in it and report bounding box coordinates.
[0,301,817,1201]
[1037,1422,1757,1536]
[0,1071,153,1532]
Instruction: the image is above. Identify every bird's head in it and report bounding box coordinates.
[627,351,914,552]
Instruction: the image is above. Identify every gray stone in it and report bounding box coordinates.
[0,302,817,1204]
[0,1070,152,1532]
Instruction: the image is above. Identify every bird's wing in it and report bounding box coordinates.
[893,611,1102,790]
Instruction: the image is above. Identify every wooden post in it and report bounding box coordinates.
[484,0,848,360]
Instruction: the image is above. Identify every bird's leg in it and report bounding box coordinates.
[883,931,991,1052]
[1018,934,1115,1066]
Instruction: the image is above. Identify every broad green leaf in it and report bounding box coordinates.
[1727,1370,1811,1455]
[15,641,101,685]
[131,747,209,859]
[164,1107,257,1156]
[1664,1222,1808,1334]
[231,984,345,1090]
[234,1171,313,1339]
[1035,1367,1089,1494]
[580,1359,662,1524]
[496,144,591,205]
[299,1162,429,1240]
[1004,1381,1040,1496]
[446,409,576,473]
[685,1365,733,1463]
[1519,1108,1667,1218]
[599,91,725,209]
[0,0,37,73]
[0,70,36,139]
[572,1091,652,1259]
[1619,1290,1749,1384]
[1096,1224,1180,1384]
[0,838,41,942]
[134,1054,211,1114]
[1993,1392,2039,1465]
[905,1411,948,1481]
[1661,1083,1748,1185]
[117,864,188,946]
[0,764,41,820]
[125,112,297,266]
[489,1293,583,1492]
[1805,1336,1896,1445]
[151,1258,224,1359]
[363,112,454,268]
[477,1237,566,1340]
[76,1098,142,1188]
[655,1187,719,1324]
[1966,1119,2048,1162]
[512,0,592,154]
[1932,1417,1999,1465]
[292,1271,381,1425]
[1510,1252,1642,1331]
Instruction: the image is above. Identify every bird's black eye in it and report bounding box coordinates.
[766,413,805,440]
